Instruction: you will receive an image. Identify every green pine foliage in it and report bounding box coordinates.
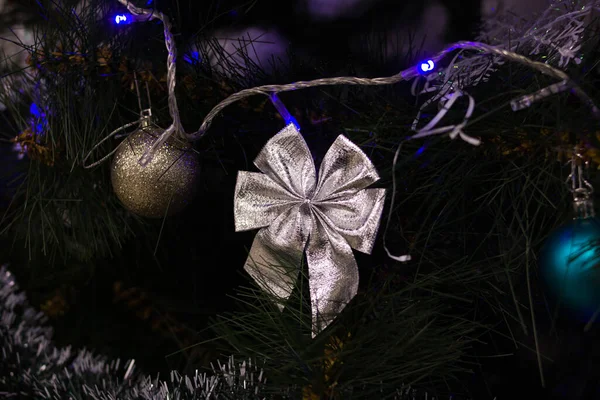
[1,0,600,398]
[0,263,453,399]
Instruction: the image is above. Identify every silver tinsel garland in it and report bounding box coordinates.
[408,0,600,142]
[0,265,271,400]
[0,264,461,399]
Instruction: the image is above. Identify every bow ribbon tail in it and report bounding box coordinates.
[242,204,313,311]
[305,218,359,337]
[244,228,304,310]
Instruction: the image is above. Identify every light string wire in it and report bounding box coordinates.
[119,0,182,135]
[117,0,183,167]
[86,0,600,167]
[84,1,600,170]
[84,1,600,260]
[193,42,600,140]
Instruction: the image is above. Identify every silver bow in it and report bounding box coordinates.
[234,123,386,336]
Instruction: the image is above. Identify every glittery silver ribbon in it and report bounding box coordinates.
[234,123,386,336]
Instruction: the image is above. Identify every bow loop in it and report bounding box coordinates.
[313,188,386,254]
[253,124,317,199]
[234,171,300,232]
[244,205,312,307]
[234,123,386,336]
[314,135,380,202]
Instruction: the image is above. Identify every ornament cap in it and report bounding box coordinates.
[139,109,153,128]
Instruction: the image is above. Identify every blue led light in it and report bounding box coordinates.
[419,59,435,74]
[29,102,47,134]
[269,93,301,131]
[30,102,42,118]
[183,51,201,64]
[286,116,301,132]
[114,14,129,24]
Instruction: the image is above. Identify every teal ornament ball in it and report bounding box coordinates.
[540,217,600,317]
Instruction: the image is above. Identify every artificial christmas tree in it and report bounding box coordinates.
[2,0,600,398]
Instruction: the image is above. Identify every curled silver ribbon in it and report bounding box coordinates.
[234,124,386,337]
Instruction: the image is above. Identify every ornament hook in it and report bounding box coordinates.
[83,73,158,168]
[567,147,595,219]
[133,71,154,128]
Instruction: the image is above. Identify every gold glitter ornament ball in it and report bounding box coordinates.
[111,126,199,218]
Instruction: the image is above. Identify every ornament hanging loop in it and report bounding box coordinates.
[83,73,156,168]
[139,109,152,128]
[568,147,595,219]
[132,71,154,130]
